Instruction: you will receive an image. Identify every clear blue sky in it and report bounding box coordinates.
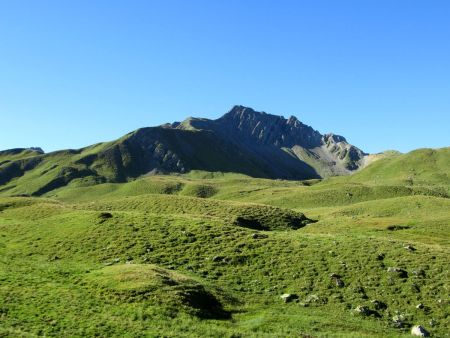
[1,0,449,154]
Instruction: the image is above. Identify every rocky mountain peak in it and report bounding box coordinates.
[286,115,299,125]
[221,105,267,124]
[217,105,322,149]
[323,133,347,144]
[143,105,367,177]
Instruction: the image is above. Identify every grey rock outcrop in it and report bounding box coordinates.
[280,293,298,303]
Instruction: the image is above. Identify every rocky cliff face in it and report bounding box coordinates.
[177,105,367,177]
[322,133,366,170]
[215,106,323,148]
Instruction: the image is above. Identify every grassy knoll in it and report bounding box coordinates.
[0,148,449,337]
[0,191,448,337]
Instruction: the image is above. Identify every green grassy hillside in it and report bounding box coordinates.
[0,147,449,337]
[351,148,450,187]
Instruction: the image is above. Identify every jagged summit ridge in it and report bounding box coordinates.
[175,105,366,174]
[216,105,323,148]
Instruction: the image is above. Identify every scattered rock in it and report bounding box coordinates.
[280,293,298,303]
[305,294,320,303]
[301,294,327,305]
[411,325,430,337]
[329,273,345,288]
[354,305,371,316]
[335,279,345,288]
[404,245,417,251]
[387,267,408,278]
[251,233,268,239]
[392,314,406,328]
[416,303,424,309]
[412,269,426,278]
[212,255,225,262]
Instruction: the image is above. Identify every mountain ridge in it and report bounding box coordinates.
[172,105,367,174]
[1,105,370,195]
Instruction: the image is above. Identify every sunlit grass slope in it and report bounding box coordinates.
[0,147,449,337]
[350,148,450,187]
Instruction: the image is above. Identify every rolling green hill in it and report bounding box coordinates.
[0,144,449,337]
[348,148,450,188]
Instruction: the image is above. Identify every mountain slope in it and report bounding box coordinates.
[0,105,367,195]
[347,147,450,189]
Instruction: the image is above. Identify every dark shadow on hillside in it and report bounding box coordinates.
[181,286,232,320]
[234,217,269,230]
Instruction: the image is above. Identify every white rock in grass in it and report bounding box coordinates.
[411,325,430,337]
[280,293,298,303]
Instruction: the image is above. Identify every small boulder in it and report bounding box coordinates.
[305,294,321,303]
[280,293,298,303]
[411,325,430,337]
[392,314,406,328]
[330,273,345,287]
[413,269,426,278]
[387,267,408,278]
[404,245,417,251]
[416,303,424,309]
[354,305,371,316]
[251,233,268,239]
[335,279,345,288]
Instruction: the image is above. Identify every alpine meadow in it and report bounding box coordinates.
[1,1,449,337]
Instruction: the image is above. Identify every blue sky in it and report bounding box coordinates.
[1,0,449,153]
